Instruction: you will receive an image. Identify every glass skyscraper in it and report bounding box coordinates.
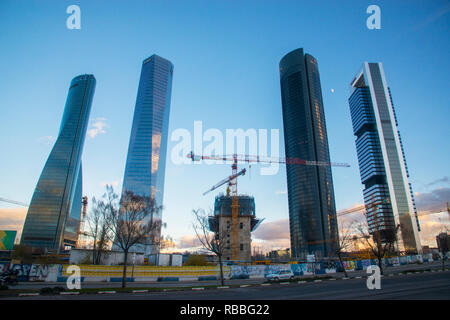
[279,48,339,259]
[21,74,96,251]
[349,62,421,253]
[120,54,173,255]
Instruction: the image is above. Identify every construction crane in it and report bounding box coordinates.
[202,168,246,196]
[0,197,28,207]
[188,151,350,261]
[337,199,390,217]
[76,196,89,248]
[337,200,450,218]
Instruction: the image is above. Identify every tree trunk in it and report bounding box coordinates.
[443,253,446,271]
[92,238,97,265]
[338,253,348,278]
[218,255,224,286]
[122,250,128,288]
[377,256,384,275]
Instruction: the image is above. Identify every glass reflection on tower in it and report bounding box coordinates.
[21,75,96,251]
[120,54,174,255]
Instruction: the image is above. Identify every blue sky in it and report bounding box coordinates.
[0,0,449,250]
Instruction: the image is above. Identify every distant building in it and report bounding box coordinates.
[208,194,262,262]
[119,55,174,256]
[348,62,421,253]
[21,75,96,252]
[279,48,339,259]
[266,248,290,262]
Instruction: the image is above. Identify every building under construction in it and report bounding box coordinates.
[208,194,262,262]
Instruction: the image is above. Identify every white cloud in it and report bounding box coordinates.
[87,117,108,139]
[253,218,290,241]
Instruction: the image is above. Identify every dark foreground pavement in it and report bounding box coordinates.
[3,269,449,300]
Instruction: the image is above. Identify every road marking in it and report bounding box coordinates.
[297,281,306,284]
[217,286,229,289]
[314,280,322,282]
[328,278,336,281]
[132,290,148,293]
[98,291,116,294]
[355,276,362,279]
[280,282,290,285]
[192,288,205,291]
[261,283,271,286]
[240,285,250,288]
[342,277,349,280]
[60,292,80,295]
[19,293,39,297]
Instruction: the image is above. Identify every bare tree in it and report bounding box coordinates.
[192,209,227,286]
[356,219,400,275]
[436,232,449,271]
[102,185,161,288]
[85,197,112,264]
[334,220,357,278]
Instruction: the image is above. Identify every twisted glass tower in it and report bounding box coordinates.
[121,54,173,255]
[279,48,339,259]
[349,62,421,253]
[21,74,96,251]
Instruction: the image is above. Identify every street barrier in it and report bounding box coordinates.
[0,254,439,283]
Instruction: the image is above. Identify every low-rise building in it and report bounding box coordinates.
[208,194,262,262]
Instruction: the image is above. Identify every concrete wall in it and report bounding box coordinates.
[69,249,145,265]
[0,254,443,282]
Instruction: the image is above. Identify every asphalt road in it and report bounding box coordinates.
[4,269,449,300]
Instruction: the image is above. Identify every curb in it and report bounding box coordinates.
[217,286,229,289]
[192,287,205,291]
[98,291,116,294]
[60,292,80,295]
[132,290,148,293]
[19,293,40,297]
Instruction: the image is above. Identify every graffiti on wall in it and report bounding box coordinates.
[0,263,61,281]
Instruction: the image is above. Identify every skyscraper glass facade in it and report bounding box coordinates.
[279,48,339,259]
[349,62,421,253]
[21,75,96,251]
[121,54,173,255]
